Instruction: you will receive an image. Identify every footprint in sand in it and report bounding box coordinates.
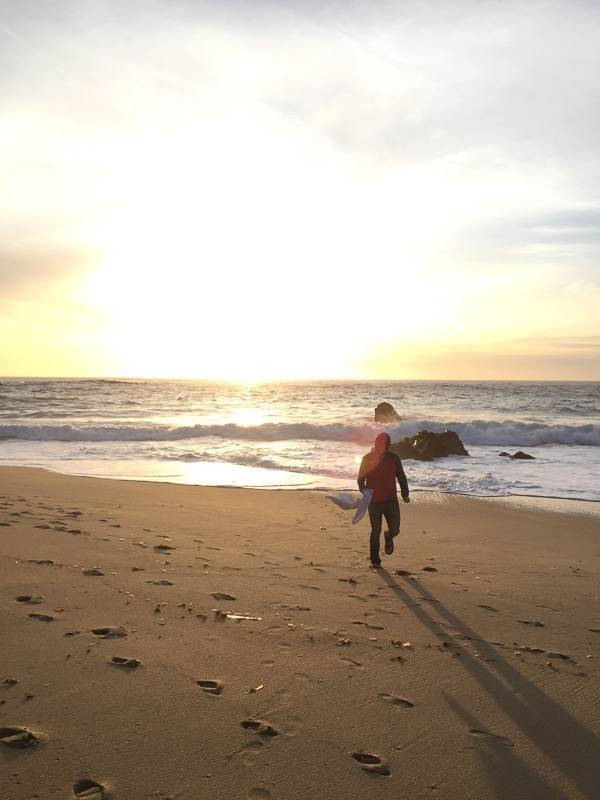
[241,719,279,737]
[378,693,414,708]
[211,592,236,601]
[0,726,45,749]
[351,752,390,775]
[146,579,174,586]
[518,619,545,628]
[341,655,364,667]
[109,656,141,669]
[73,778,106,798]
[33,524,51,529]
[83,568,104,577]
[91,626,128,639]
[352,621,384,631]
[247,790,272,799]
[470,729,514,747]
[478,605,498,612]
[28,612,54,622]
[153,544,175,553]
[422,566,438,572]
[197,679,223,695]
[16,594,43,604]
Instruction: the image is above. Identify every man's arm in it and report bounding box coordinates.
[394,454,409,500]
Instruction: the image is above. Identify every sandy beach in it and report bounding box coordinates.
[1,466,599,799]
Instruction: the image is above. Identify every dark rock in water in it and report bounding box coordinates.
[390,430,468,461]
[511,451,535,460]
[499,452,511,458]
[374,402,401,423]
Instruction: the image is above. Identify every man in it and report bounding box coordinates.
[358,432,410,567]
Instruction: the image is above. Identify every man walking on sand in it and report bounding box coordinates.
[358,432,410,568]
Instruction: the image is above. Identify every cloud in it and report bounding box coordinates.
[0,0,598,377]
[0,244,95,301]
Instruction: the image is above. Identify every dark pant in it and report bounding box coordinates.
[368,497,400,563]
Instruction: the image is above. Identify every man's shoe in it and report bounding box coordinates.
[384,532,394,555]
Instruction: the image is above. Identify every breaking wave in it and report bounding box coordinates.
[0,419,599,446]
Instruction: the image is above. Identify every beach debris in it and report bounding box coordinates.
[2,677,18,686]
[246,684,264,694]
[73,778,106,798]
[517,619,544,627]
[83,568,104,576]
[197,679,223,696]
[351,752,390,775]
[0,725,44,749]
[336,637,351,646]
[146,579,174,585]
[241,718,278,737]
[422,566,438,572]
[211,592,237,601]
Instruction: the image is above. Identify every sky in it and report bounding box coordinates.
[1,0,599,380]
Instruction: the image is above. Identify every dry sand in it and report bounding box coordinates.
[1,466,599,800]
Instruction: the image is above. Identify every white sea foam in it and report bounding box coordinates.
[1,419,599,446]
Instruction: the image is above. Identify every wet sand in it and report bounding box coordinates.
[1,466,599,799]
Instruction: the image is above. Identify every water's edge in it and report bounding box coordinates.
[3,463,598,518]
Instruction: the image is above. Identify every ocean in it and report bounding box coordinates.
[0,379,599,501]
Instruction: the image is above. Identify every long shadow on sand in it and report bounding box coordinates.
[378,569,600,800]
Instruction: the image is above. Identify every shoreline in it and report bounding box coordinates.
[1,462,599,517]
